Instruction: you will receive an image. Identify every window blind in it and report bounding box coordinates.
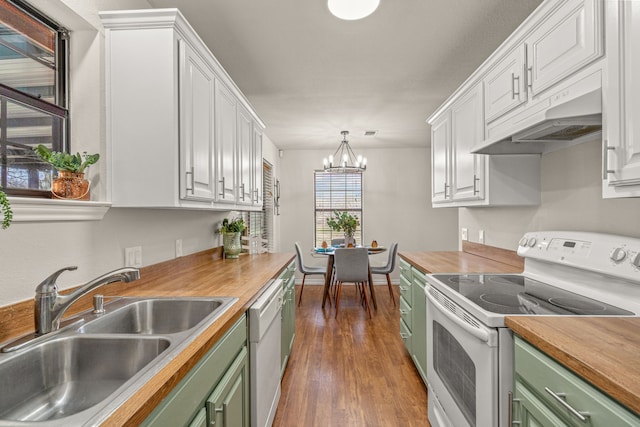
[314,171,362,247]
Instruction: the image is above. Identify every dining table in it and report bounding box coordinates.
[312,246,387,310]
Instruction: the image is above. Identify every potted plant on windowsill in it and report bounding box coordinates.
[326,210,360,247]
[0,187,13,229]
[34,144,100,200]
[218,217,245,259]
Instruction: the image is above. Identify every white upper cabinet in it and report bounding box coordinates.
[525,0,603,97]
[101,9,265,210]
[484,45,527,122]
[603,0,640,198]
[451,84,485,201]
[214,81,238,205]
[430,84,540,208]
[180,41,216,202]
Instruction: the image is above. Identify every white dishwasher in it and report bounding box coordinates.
[249,279,283,427]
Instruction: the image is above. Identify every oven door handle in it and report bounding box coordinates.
[428,292,491,343]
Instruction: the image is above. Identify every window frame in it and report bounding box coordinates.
[314,170,363,247]
[0,0,69,197]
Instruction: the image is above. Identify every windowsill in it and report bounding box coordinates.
[8,197,111,223]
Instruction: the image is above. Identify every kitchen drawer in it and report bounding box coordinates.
[514,337,639,426]
[399,296,412,331]
[411,268,427,288]
[399,274,413,306]
[399,258,413,282]
[400,318,412,353]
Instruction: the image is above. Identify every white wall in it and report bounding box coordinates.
[278,147,459,283]
[460,139,640,250]
[0,0,280,307]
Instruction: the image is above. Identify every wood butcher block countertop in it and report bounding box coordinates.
[506,316,640,415]
[0,249,295,426]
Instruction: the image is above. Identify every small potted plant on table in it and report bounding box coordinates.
[219,217,245,259]
[34,144,99,200]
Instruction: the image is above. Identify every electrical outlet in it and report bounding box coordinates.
[175,239,183,257]
[479,230,485,244]
[125,246,142,267]
[461,228,468,241]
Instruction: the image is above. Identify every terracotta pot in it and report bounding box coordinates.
[52,170,90,200]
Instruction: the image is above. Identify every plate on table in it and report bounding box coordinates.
[367,246,386,252]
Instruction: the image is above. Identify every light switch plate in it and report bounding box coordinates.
[125,246,142,268]
[461,228,468,241]
[479,230,485,244]
[175,239,183,257]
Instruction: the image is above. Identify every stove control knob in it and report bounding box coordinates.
[632,252,640,269]
[519,237,529,247]
[527,238,537,247]
[610,248,627,263]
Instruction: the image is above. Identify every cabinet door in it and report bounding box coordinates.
[236,106,253,205]
[605,0,640,193]
[215,81,237,204]
[513,380,571,427]
[451,84,485,201]
[207,346,249,427]
[431,112,450,203]
[484,45,527,122]
[526,0,603,96]
[253,126,263,206]
[188,408,208,427]
[179,41,216,201]
[411,273,427,385]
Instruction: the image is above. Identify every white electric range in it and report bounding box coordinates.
[424,231,640,427]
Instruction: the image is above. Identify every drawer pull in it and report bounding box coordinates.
[399,309,409,316]
[544,387,590,422]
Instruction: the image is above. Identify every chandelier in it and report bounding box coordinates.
[323,131,367,173]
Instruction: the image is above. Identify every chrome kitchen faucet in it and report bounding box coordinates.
[34,266,140,335]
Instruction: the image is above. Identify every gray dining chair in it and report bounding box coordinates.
[294,242,326,306]
[333,248,372,318]
[370,242,398,306]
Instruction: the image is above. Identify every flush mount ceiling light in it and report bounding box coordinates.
[323,131,367,173]
[327,0,380,20]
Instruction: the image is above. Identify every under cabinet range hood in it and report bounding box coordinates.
[472,78,603,155]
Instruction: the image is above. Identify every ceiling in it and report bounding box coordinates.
[147,0,543,151]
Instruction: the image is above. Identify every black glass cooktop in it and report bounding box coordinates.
[431,274,633,316]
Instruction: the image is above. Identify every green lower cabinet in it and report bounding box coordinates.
[280,261,296,376]
[513,336,639,427]
[142,314,249,427]
[398,257,427,386]
[410,268,427,385]
[206,346,249,427]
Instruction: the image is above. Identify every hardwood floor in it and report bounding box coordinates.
[273,285,429,426]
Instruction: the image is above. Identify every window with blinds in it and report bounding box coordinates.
[244,160,273,252]
[314,171,362,247]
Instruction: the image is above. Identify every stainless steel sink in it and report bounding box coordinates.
[0,295,237,426]
[79,297,231,334]
[0,336,170,422]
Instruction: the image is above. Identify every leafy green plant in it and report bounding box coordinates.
[0,187,13,229]
[219,217,245,234]
[34,144,100,173]
[326,211,360,237]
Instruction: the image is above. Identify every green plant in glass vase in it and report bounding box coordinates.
[326,211,360,246]
[218,217,245,259]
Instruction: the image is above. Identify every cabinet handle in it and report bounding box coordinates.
[473,175,480,195]
[399,332,408,341]
[444,183,450,199]
[399,286,408,292]
[185,167,194,194]
[509,392,521,425]
[602,140,616,180]
[218,177,225,198]
[241,183,245,201]
[512,73,520,99]
[527,66,532,89]
[399,309,409,316]
[213,402,228,426]
[254,188,259,203]
[544,387,590,422]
